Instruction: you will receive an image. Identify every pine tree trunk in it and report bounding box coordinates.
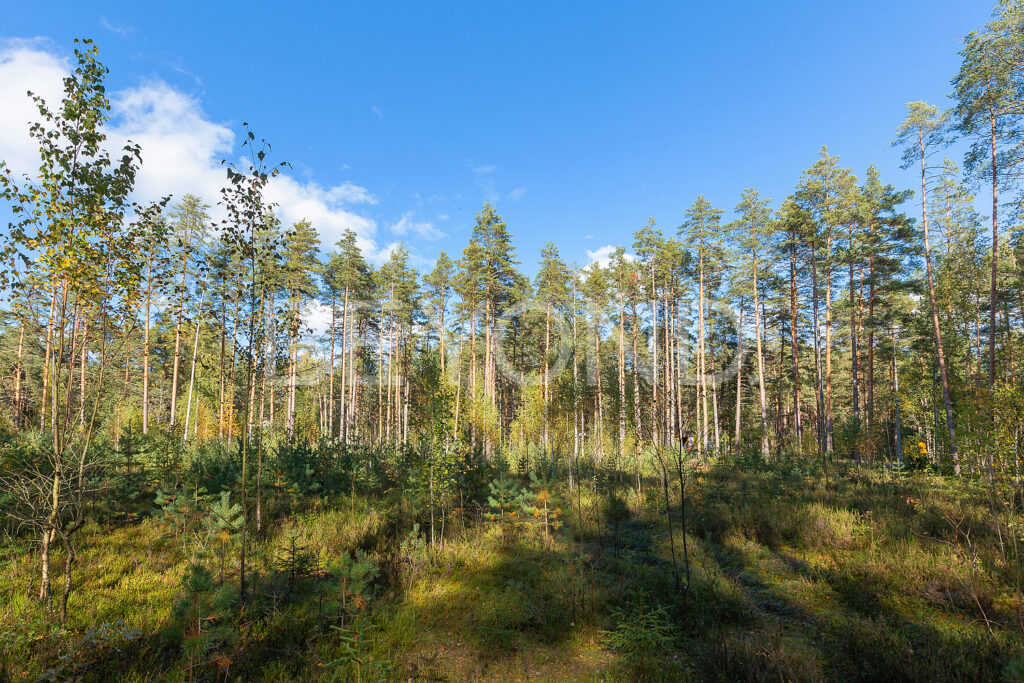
[440,286,447,376]
[617,291,626,452]
[650,264,659,447]
[698,255,709,457]
[734,297,744,447]
[753,259,770,456]
[594,310,603,462]
[919,131,960,474]
[544,301,551,455]
[338,288,348,441]
[218,285,226,442]
[572,280,580,463]
[988,99,998,390]
[850,227,861,464]
[454,326,463,436]
[347,302,358,442]
[287,294,299,440]
[40,286,57,433]
[790,239,803,451]
[810,246,825,455]
[631,302,641,447]
[14,320,24,429]
[665,295,674,444]
[329,288,337,439]
[377,305,385,444]
[867,238,876,460]
[710,336,721,453]
[171,257,190,428]
[824,245,834,456]
[228,301,239,444]
[183,299,204,444]
[78,317,88,427]
[893,325,903,466]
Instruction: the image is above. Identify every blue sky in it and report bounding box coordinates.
[0,1,995,275]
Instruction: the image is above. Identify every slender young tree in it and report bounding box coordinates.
[0,40,151,623]
[219,125,287,604]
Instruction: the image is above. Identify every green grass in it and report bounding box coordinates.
[2,461,1023,681]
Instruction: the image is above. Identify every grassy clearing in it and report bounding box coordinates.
[2,459,1023,681]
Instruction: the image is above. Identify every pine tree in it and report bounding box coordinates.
[734,188,774,456]
[952,4,1024,389]
[583,264,609,462]
[633,219,664,445]
[535,243,569,455]
[279,219,320,439]
[856,165,913,462]
[894,103,961,474]
[795,149,857,456]
[680,197,724,457]
[139,215,172,434]
[327,229,369,442]
[471,203,519,410]
[425,251,454,375]
[167,195,211,429]
[608,247,632,454]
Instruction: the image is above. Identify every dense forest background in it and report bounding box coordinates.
[2,3,1024,681]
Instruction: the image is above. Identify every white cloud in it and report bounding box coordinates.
[471,162,496,175]
[109,81,233,206]
[371,241,402,265]
[305,300,333,338]
[327,183,376,205]
[586,245,634,268]
[0,41,394,262]
[265,174,378,251]
[390,211,445,241]
[0,39,67,178]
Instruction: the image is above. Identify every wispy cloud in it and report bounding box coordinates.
[506,186,526,201]
[371,105,384,120]
[471,162,497,175]
[100,18,135,37]
[478,177,499,203]
[390,211,446,241]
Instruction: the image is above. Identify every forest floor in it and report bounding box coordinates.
[2,456,1024,681]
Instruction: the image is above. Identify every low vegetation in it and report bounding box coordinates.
[2,441,1022,681]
